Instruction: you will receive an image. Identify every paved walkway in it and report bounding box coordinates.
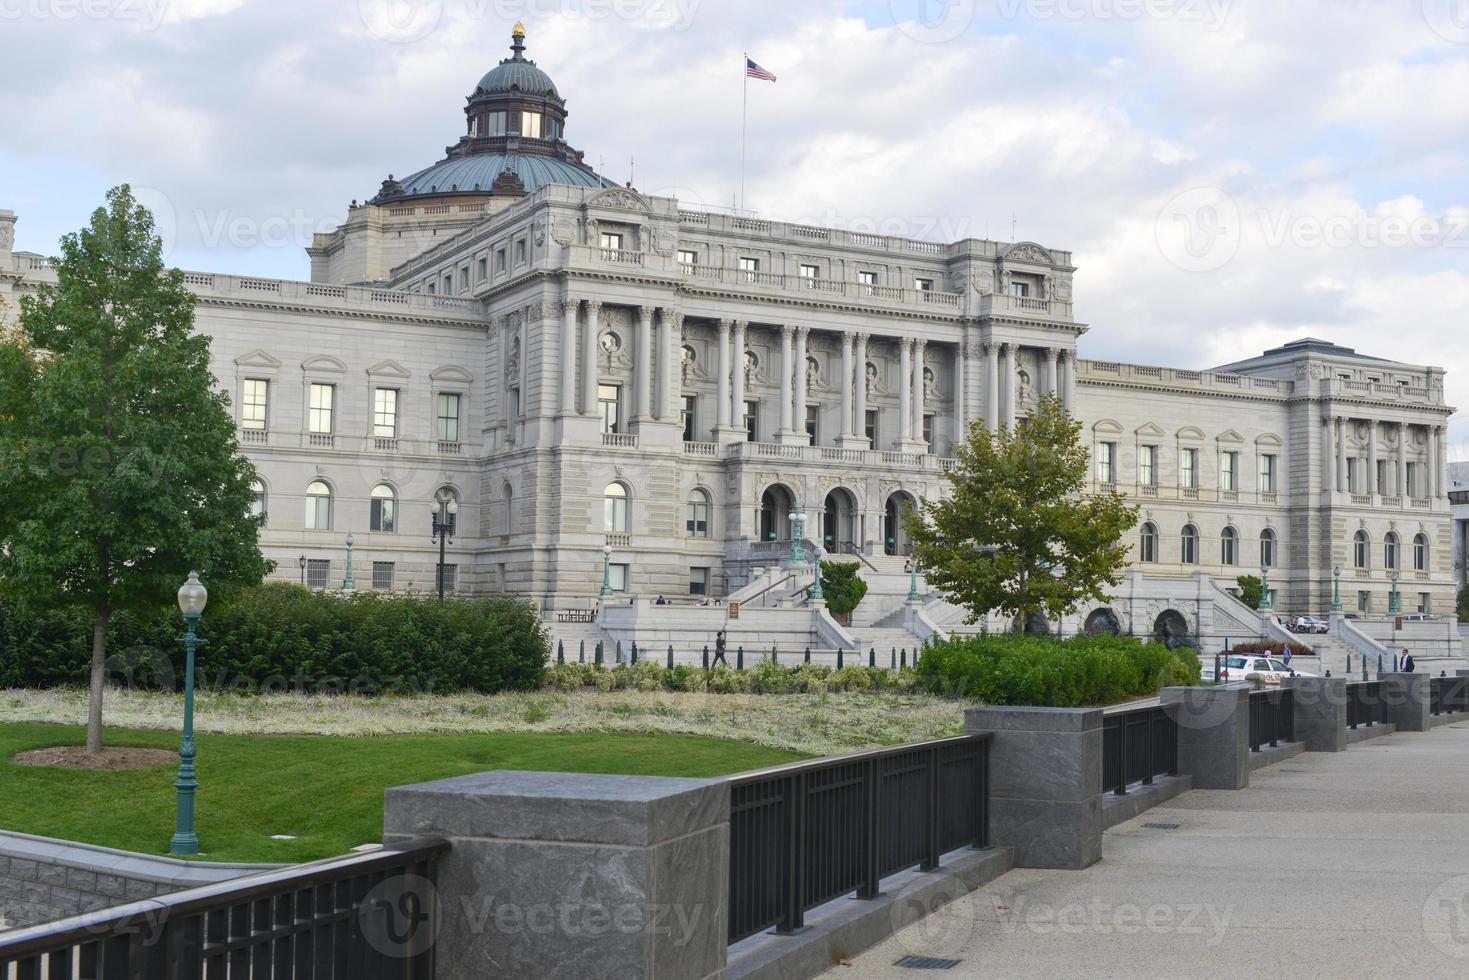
[845,718,1469,979]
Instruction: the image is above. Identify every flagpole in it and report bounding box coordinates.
[740,51,748,213]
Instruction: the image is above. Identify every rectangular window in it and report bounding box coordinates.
[689,567,709,597]
[922,413,934,447]
[1376,459,1389,494]
[1407,462,1419,498]
[682,395,697,443]
[1180,448,1197,488]
[744,401,758,442]
[805,405,818,445]
[600,232,624,252]
[914,277,934,291]
[458,267,469,291]
[1260,454,1277,493]
[308,383,334,434]
[486,110,507,136]
[864,409,878,450]
[307,559,331,590]
[372,562,395,591]
[1010,281,1030,298]
[1358,590,1371,614]
[1097,442,1116,484]
[441,273,452,294]
[509,387,521,420]
[1139,445,1156,486]
[598,384,621,434]
[436,392,462,443]
[426,280,436,295]
[520,111,542,138]
[608,563,628,593]
[738,256,759,281]
[678,249,698,266]
[1419,592,1431,614]
[1220,451,1238,491]
[495,249,506,274]
[858,270,878,294]
[241,379,268,429]
[799,263,819,279]
[514,239,526,265]
[373,388,398,438]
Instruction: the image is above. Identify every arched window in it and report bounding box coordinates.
[1354,530,1370,569]
[369,484,396,533]
[686,489,710,538]
[1384,531,1400,571]
[249,480,267,522]
[503,484,514,535]
[305,481,332,531]
[435,487,460,534]
[604,483,629,533]
[1413,532,1429,571]
[1220,526,1237,566]
[1260,528,1276,569]
[1181,524,1199,565]
[1139,523,1158,563]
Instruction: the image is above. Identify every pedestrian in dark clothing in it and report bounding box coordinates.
[713,630,728,667]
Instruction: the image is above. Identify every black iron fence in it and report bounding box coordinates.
[1346,680,1384,729]
[1101,705,1177,796]
[1430,675,1469,716]
[0,838,447,980]
[1248,689,1295,751]
[727,734,990,944]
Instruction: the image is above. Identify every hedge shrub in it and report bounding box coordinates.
[538,659,919,695]
[1229,640,1312,657]
[914,633,1200,707]
[0,584,549,694]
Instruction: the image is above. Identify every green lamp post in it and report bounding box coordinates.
[599,543,614,598]
[787,508,807,565]
[342,531,356,591]
[171,571,208,856]
[1389,570,1401,614]
[810,547,826,602]
[907,557,921,602]
[1257,562,1272,611]
[1331,565,1342,613]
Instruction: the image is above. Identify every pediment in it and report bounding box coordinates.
[1002,241,1054,266]
[430,365,474,384]
[235,349,282,370]
[588,188,652,213]
[302,355,347,373]
[1216,429,1245,444]
[1092,419,1123,435]
[1134,422,1166,438]
[1255,432,1283,447]
[1176,426,1205,442]
[367,359,412,379]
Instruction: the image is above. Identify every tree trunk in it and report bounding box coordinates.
[86,604,108,754]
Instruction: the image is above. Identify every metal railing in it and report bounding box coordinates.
[1248,689,1295,751]
[1430,675,1468,716]
[1346,680,1384,729]
[1101,705,1177,796]
[0,837,447,979]
[727,734,990,944]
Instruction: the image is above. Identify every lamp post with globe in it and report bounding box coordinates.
[1331,565,1342,613]
[1257,563,1272,611]
[171,572,208,856]
[600,543,614,598]
[431,495,458,600]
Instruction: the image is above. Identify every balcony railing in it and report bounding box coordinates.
[308,433,335,448]
[602,432,638,448]
[239,428,268,444]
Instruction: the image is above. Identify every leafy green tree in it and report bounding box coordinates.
[908,395,1138,631]
[1458,584,1469,621]
[0,186,271,753]
[818,560,868,618]
[1235,575,1264,610]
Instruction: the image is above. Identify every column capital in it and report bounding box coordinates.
[732,319,747,335]
[999,341,1014,354]
[717,317,731,335]
[638,305,655,321]
[854,330,870,345]
[561,297,580,313]
[660,308,684,328]
[795,324,810,339]
[780,323,794,339]
[585,299,602,314]
[1044,346,1060,362]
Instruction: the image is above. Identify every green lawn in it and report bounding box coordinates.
[0,723,803,864]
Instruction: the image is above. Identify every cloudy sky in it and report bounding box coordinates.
[2,0,1466,453]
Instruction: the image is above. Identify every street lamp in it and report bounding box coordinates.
[298,554,307,586]
[599,543,614,597]
[171,572,208,856]
[907,556,921,603]
[342,531,356,591]
[431,495,458,601]
[1331,565,1342,613]
[787,509,807,565]
[1257,563,1272,611]
[1389,570,1401,614]
[810,546,826,602]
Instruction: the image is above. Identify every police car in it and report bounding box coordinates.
[1201,655,1317,685]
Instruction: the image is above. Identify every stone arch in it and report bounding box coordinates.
[1152,609,1197,650]
[883,490,919,556]
[1084,607,1122,636]
[822,486,860,551]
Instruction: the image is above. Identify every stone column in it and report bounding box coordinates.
[1430,425,1442,499]
[794,326,810,442]
[984,343,999,429]
[1043,347,1058,397]
[1335,416,1347,491]
[952,341,966,444]
[1366,419,1378,495]
[635,306,654,421]
[1322,416,1335,492]
[559,298,578,415]
[839,332,854,439]
[1398,421,1408,497]
[384,771,729,980]
[517,309,529,422]
[656,308,678,421]
[1061,349,1075,412]
[999,344,1014,429]
[730,321,747,431]
[898,338,912,444]
[715,318,731,431]
[778,325,794,435]
[911,339,926,443]
[581,301,600,417]
[853,332,869,445]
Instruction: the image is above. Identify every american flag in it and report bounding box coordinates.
[745,57,776,82]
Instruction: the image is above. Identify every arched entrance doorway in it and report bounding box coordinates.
[1152,609,1195,650]
[823,488,858,552]
[758,484,797,543]
[884,491,917,556]
[1084,607,1122,636]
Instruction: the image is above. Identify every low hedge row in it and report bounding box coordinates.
[0,584,549,694]
[1229,640,1313,657]
[543,660,919,694]
[914,633,1200,707]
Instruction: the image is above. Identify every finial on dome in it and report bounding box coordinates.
[510,21,526,59]
[512,21,525,37]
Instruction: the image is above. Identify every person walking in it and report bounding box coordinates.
[1399,648,1414,672]
[713,630,728,667]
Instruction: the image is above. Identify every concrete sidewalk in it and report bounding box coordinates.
[844,719,1469,979]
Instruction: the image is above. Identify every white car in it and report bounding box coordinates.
[1287,615,1329,634]
[1201,655,1317,685]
